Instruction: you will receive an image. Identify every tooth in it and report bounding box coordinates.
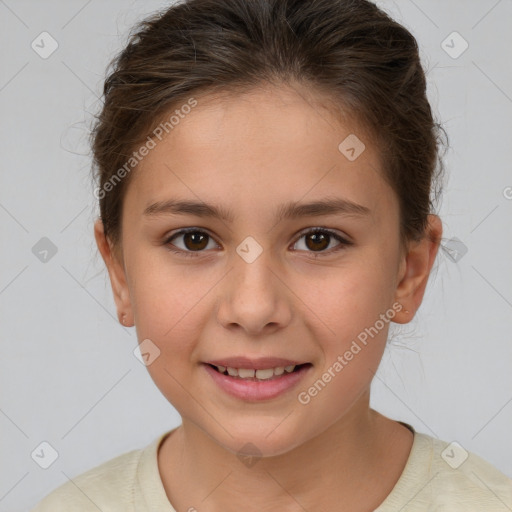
[255,368,275,380]
[222,365,298,379]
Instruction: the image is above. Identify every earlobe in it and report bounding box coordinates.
[93,218,134,327]
[393,215,442,324]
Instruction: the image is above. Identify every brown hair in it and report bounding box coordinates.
[91,0,447,257]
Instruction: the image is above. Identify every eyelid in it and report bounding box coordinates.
[292,226,352,245]
[164,227,221,254]
[166,226,218,242]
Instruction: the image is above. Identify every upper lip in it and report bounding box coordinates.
[205,357,309,370]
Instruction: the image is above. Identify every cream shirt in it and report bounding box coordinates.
[31,423,512,511]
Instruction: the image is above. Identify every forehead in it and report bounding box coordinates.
[147,85,371,163]
[124,85,394,220]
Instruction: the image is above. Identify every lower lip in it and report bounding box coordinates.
[203,363,312,402]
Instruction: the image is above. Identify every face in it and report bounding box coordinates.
[96,84,437,457]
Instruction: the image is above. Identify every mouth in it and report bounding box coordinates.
[206,362,312,381]
[202,362,313,401]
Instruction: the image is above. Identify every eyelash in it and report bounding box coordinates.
[163,227,353,258]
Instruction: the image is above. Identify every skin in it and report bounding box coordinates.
[95,83,442,511]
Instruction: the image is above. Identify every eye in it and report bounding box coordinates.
[164,228,219,257]
[164,227,352,258]
[292,228,352,255]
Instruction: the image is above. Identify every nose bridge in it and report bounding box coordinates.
[234,242,274,296]
[216,239,292,334]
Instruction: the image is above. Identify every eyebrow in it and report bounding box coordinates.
[143,197,371,223]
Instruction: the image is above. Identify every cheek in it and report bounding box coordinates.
[297,258,396,337]
[130,264,207,405]
[128,248,212,337]
[127,253,228,376]
[297,260,397,400]
[296,270,392,414]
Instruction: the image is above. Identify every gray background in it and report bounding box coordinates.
[1,1,511,510]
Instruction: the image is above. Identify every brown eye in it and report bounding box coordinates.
[182,231,209,251]
[293,228,351,254]
[165,229,218,256]
[304,232,330,251]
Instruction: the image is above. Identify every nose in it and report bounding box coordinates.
[215,248,293,337]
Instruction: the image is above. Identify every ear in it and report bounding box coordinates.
[393,214,442,323]
[94,218,134,327]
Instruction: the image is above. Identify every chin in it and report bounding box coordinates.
[209,421,310,460]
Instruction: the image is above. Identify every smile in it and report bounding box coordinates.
[203,363,313,401]
[210,363,305,380]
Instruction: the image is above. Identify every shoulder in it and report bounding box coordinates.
[413,432,512,510]
[30,445,143,512]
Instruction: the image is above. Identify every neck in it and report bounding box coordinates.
[158,392,413,511]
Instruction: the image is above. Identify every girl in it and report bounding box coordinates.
[32,0,512,510]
